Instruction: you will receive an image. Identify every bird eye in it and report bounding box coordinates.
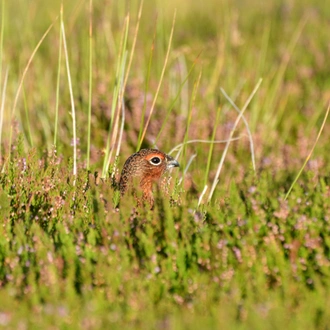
[150,157,161,165]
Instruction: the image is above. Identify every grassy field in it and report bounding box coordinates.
[1,0,330,328]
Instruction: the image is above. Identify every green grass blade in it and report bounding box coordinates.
[54,6,63,147]
[137,10,176,150]
[86,0,93,170]
[285,103,330,200]
[207,79,262,203]
[61,11,77,178]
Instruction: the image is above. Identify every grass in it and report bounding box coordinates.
[0,0,330,328]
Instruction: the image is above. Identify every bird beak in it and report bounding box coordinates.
[167,158,180,169]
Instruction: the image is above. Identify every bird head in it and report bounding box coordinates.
[140,150,180,179]
[119,149,180,207]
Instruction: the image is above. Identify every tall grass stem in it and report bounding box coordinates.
[61,15,77,179]
[180,70,202,182]
[220,87,256,172]
[54,7,63,147]
[102,16,129,178]
[264,17,307,127]
[8,20,55,165]
[207,79,262,203]
[22,87,33,147]
[285,103,330,200]
[137,10,176,149]
[113,1,143,161]
[204,106,221,187]
[0,0,4,94]
[154,51,201,146]
[0,67,8,165]
[86,0,93,170]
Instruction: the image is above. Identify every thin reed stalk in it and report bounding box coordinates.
[179,70,202,184]
[103,49,128,177]
[137,10,176,150]
[178,154,196,185]
[8,19,55,164]
[198,184,208,207]
[103,2,143,176]
[54,7,63,147]
[110,1,143,164]
[168,137,243,156]
[207,79,262,203]
[61,9,77,179]
[285,103,330,200]
[137,5,154,151]
[115,98,126,160]
[101,15,129,178]
[220,87,256,172]
[0,0,4,94]
[22,87,33,147]
[264,17,307,127]
[154,51,201,146]
[204,106,221,187]
[0,67,8,165]
[86,0,93,170]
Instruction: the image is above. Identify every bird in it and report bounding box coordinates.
[119,149,180,209]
